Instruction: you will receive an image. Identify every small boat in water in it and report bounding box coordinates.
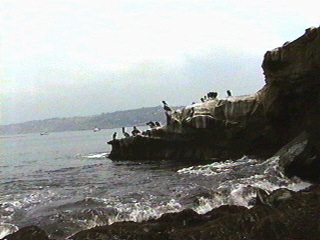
[93,127,101,132]
[40,132,49,135]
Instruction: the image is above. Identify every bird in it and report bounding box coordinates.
[122,127,130,138]
[155,121,161,127]
[207,92,218,99]
[146,121,156,128]
[131,126,141,136]
[200,98,205,102]
[227,90,232,97]
[145,129,152,137]
[162,101,172,112]
[190,107,195,117]
[112,132,117,140]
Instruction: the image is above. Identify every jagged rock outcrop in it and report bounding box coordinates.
[109,93,277,160]
[108,27,320,181]
[108,27,320,175]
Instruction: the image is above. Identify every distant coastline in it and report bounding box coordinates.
[0,106,182,135]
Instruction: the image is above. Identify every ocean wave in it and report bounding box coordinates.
[177,156,312,208]
[177,156,258,176]
[0,224,18,239]
[83,153,109,159]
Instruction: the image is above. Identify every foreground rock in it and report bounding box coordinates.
[108,27,320,183]
[1,226,49,240]
[67,185,320,240]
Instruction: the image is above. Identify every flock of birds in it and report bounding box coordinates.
[112,90,232,140]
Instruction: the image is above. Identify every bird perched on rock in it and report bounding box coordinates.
[112,132,117,140]
[131,126,141,136]
[227,90,232,97]
[144,129,151,137]
[146,121,156,128]
[200,97,205,102]
[155,121,161,127]
[162,101,172,112]
[122,127,130,138]
[207,92,218,99]
[190,107,195,117]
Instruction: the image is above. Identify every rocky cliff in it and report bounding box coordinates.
[109,27,320,182]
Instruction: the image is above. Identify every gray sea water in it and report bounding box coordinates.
[0,128,311,239]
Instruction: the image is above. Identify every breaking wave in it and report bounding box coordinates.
[178,156,311,208]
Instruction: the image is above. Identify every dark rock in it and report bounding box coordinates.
[1,226,50,240]
[255,188,295,208]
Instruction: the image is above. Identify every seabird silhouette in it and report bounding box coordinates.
[122,127,130,138]
[162,101,172,112]
[146,121,156,128]
[112,132,117,140]
[131,126,141,136]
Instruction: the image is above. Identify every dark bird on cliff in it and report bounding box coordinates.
[122,127,130,138]
[145,129,152,137]
[155,121,161,127]
[131,126,141,136]
[190,107,195,117]
[226,90,232,97]
[200,97,205,102]
[162,101,172,112]
[146,121,156,128]
[207,92,218,99]
[112,132,117,140]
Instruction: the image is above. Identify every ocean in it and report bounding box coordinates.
[0,128,311,239]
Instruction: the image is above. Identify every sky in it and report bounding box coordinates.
[1,0,319,125]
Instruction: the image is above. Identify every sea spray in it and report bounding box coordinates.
[178,156,311,208]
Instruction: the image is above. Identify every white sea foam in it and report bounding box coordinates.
[178,155,311,208]
[75,198,183,231]
[193,195,227,214]
[0,224,18,239]
[84,153,109,159]
[177,156,258,176]
[110,198,183,224]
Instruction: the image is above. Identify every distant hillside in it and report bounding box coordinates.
[0,106,183,135]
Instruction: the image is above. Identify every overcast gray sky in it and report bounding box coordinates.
[1,0,319,124]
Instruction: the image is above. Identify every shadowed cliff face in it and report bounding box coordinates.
[108,27,320,178]
[261,27,320,143]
